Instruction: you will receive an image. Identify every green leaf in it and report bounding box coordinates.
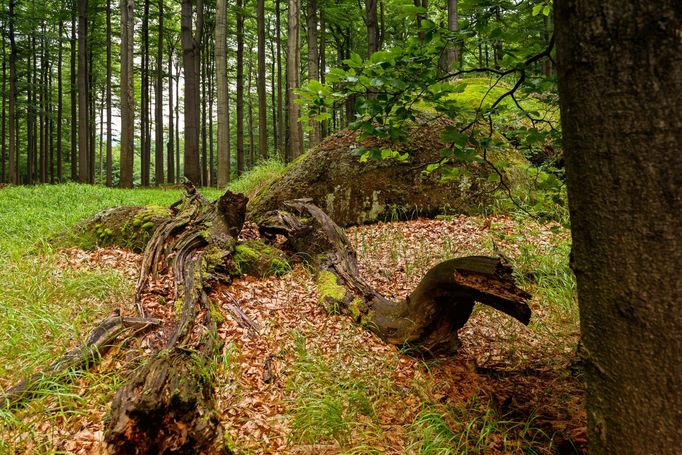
[532,4,543,16]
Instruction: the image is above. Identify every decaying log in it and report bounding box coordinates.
[259,199,532,354]
[103,184,242,454]
[0,315,159,409]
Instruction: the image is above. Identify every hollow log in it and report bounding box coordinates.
[259,199,531,354]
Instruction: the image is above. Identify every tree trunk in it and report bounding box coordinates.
[439,0,457,74]
[275,0,284,158]
[236,0,245,175]
[319,10,327,138]
[78,0,89,183]
[57,18,64,183]
[1,39,5,184]
[155,0,164,186]
[257,0,268,160]
[365,0,378,57]
[555,1,682,453]
[306,0,321,147]
[247,43,255,168]
[8,0,16,184]
[182,0,202,184]
[216,0,229,186]
[70,6,78,181]
[167,43,175,184]
[119,0,135,188]
[105,0,112,186]
[287,0,303,160]
[141,0,150,187]
[200,40,208,186]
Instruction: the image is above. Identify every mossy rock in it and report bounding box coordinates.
[62,205,171,252]
[232,240,291,278]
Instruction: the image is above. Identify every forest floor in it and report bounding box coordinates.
[0,182,586,454]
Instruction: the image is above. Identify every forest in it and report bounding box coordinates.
[0,0,680,453]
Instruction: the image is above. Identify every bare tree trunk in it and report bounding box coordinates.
[236,0,245,175]
[556,1,682,453]
[167,43,175,183]
[78,0,89,183]
[257,0,268,160]
[287,0,303,160]
[175,59,180,182]
[154,0,164,185]
[269,27,277,153]
[141,0,150,186]
[365,0,378,57]
[1,37,5,184]
[306,0,320,147]
[182,0,203,184]
[105,0,112,186]
[275,0,284,158]
[119,0,135,188]
[70,6,77,181]
[216,0,229,186]
[201,41,208,185]
[319,10,327,138]
[8,0,17,184]
[247,42,255,168]
[439,0,457,74]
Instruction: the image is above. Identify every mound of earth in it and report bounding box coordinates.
[248,117,503,227]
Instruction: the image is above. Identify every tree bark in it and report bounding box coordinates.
[154,0,164,185]
[555,1,682,453]
[236,0,245,175]
[365,0,378,57]
[275,0,284,158]
[105,0,112,186]
[70,6,78,181]
[182,0,202,184]
[7,0,15,184]
[307,0,321,147]
[257,0,268,160]
[287,0,303,160]
[78,0,89,183]
[167,42,176,184]
[120,0,135,188]
[141,0,150,187]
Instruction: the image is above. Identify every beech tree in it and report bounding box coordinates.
[556,1,682,453]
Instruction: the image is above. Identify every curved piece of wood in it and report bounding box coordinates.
[259,199,532,354]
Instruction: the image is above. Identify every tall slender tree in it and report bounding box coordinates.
[215,0,229,186]
[77,0,89,183]
[105,0,112,186]
[306,0,320,147]
[287,0,303,160]
[167,39,175,183]
[8,0,16,184]
[236,0,245,174]
[70,2,77,180]
[154,0,164,185]
[119,0,135,188]
[256,0,267,160]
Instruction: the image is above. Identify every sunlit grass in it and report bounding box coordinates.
[225,158,287,198]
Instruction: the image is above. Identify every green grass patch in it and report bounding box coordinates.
[225,159,287,197]
[408,397,551,454]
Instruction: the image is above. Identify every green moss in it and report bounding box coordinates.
[347,298,364,321]
[233,240,291,277]
[174,299,184,315]
[316,271,347,314]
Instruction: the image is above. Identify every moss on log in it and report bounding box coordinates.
[247,117,498,227]
[260,199,532,354]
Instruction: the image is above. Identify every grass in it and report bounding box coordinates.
[286,331,389,450]
[225,159,287,198]
[0,183,222,452]
[408,397,551,454]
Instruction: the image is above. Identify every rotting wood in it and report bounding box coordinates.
[259,198,532,354]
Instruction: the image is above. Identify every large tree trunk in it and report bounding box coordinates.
[182,0,202,184]
[365,0,378,57]
[8,0,16,184]
[119,0,135,188]
[555,1,682,453]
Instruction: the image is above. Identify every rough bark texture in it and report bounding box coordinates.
[216,0,229,186]
[259,199,530,354]
[103,186,245,453]
[248,117,495,227]
[119,0,135,188]
[555,1,682,453]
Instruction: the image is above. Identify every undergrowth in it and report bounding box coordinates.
[225,159,287,197]
[0,183,221,452]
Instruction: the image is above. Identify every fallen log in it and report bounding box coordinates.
[259,199,531,354]
[103,184,242,454]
